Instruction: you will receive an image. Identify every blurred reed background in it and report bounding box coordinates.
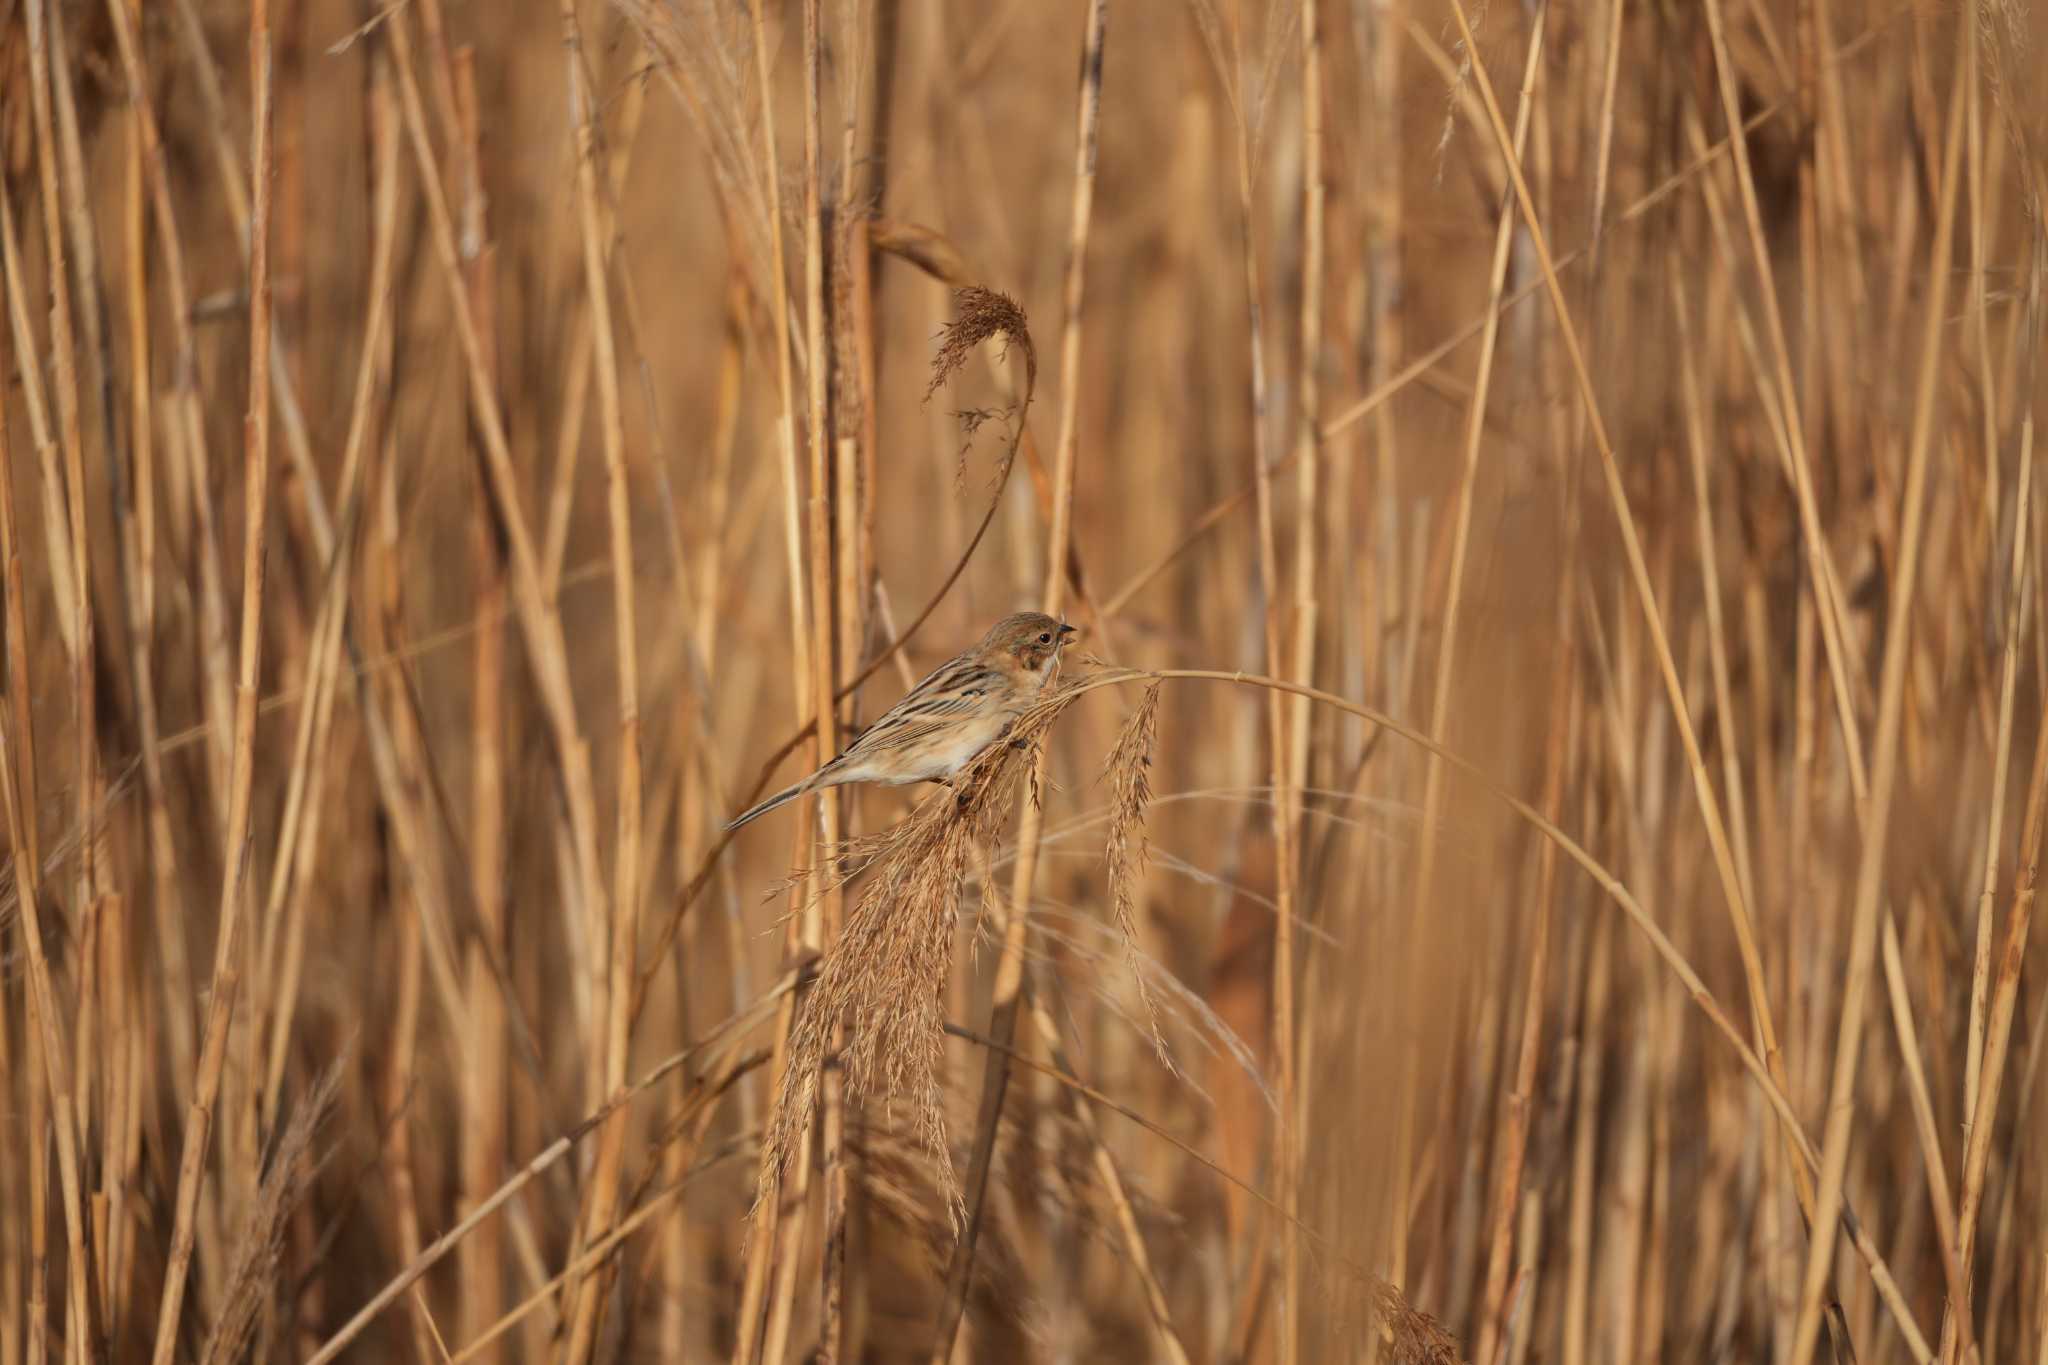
[0,0,2044,1360]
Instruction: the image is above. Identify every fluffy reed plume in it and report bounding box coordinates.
[1103,680,1172,1066]
[758,682,1083,1224]
[925,285,1036,403]
[200,1063,343,1365]
[1353,1276,1463,1365]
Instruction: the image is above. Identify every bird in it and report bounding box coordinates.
[724,611,1077,831]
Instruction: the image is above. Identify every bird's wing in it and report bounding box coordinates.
[831,657,1006,765]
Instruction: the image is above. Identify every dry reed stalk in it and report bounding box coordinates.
[99,0,237,837]
[1695,0,1870,820]
[793,1,857,1358]
[37,19,117,1279]
[453,1054,762,1365]
[147,3,274,1357]
[1949,604,2048,1348]
[1786,15,1967,1360]
[383,0,615,1057]
[1428,5,1946,1354]
[755,1,851,1358]
[0,189,78,675]
[306,977,795,1365]
[160,0,326,623]
[0,935,18,1365]
[441,41,511,1362]
[21,0,88,742]
[1471,561,1578,1364]
[554,3,648,1357]
[729,0,820,1349]
[1274,2,1324,1357]
[1110,25,1885,636]
[931,5,1105,1358]
[1402,11,1543,1352]
[242,26,402,1150]
[1048,666,1899,1232]
[105,3,184,1316]
[1022,989,1192,1364]
[1193,0,1313,1351]
[0,238,97,1365]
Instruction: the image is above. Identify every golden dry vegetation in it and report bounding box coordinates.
[0,0,2045,1361]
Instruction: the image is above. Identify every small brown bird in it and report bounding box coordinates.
[724,611,1076,831]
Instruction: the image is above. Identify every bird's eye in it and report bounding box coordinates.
[1037,632,1052,644]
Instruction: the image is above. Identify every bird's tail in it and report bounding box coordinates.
[723,778,811,832]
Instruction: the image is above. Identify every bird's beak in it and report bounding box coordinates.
[1057,623,1076,636]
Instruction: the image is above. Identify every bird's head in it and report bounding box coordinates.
[983,611,1076,677]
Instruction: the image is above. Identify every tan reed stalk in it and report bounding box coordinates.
[375,614,436,1365]
[0,202,77,678]
[39,13,115,1241]
[435,42,512,1362]
[1980,991,2048,1356]
[1024,991,1193,1363]
[104,11,188,1319]
[753,16,851,1365]
[1695,0,1868,794]
[1974,253,2042,1350]
[1963,26,2018,1148]
[372,37,628,1345]
[147,2,274,1356]
[1273,1,1324,1356]
[28,25,131,1305]
[1561,907,1613,1365]
[451,1061,761,1364]
[1,937,18,1365]
[1038,666,1935,1360]
[1676,258,1869,1342]
[100,0,236,829]
[680,277,755,1249]
[1472,542,1579,1364]
[1200,2,1310,1352]
[384,0,614,1040]
[27,1006,47,1365]
[21,0,88,705]
[237,39,397,1142]
[306,977,796,1365]
[791,1,855,1358]
[1785,17,1966,1359]
[1950,509,2048,1354]
[1878,909,1975,1344]
[737,26,823,1365]
[1401,10,1543,1346]
[1111,27,1886,628]
[0,246,97,1365]
[930,4,1105,1356]
[159,0,328,579]
[1919,297,2039,1362]
[828,103,877,1364]
[554,2,646,1356]
[1357,0,1403,739]
[1428,9,1934,1348]
[1002,668,1813,1181]
[729,0,825,1351]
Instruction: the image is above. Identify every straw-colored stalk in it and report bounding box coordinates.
[555,1,647,1357]
[1400,4,1543,1342]
[932,4,1105,1357]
